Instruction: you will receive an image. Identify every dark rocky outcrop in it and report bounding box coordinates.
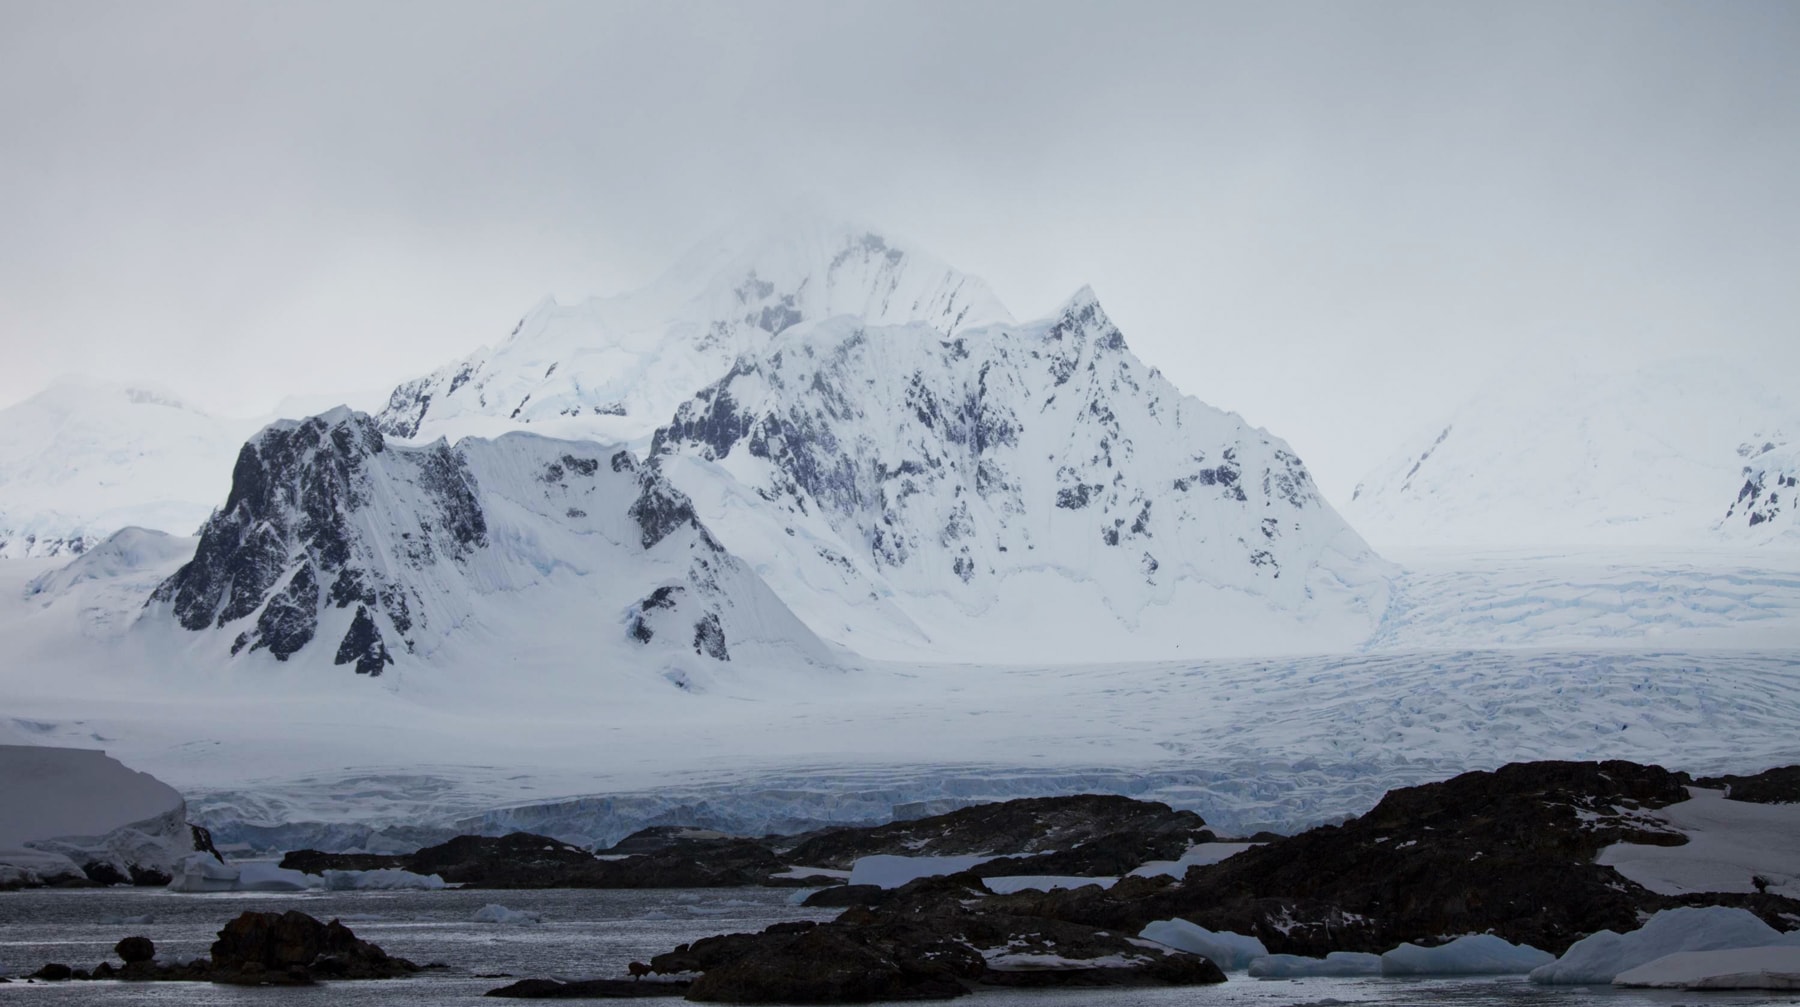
[26,911,417,986]
[977,760,1800,957]
[283,830,782,888]
[114,936,155,964]
[781,794,1210,870]
[645,875,1223,1002]
[1698,764,1800,804]
[209,909,420,984]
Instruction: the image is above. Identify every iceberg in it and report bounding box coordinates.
[1614,946,1800,989]
[167,851,240,892]
[322,868,446,891]
[1531,906,1800,984]
[1247,951,1383,977]
[1139,918,1269,971]
[1380,933,1553,975]
[473,903,543,925]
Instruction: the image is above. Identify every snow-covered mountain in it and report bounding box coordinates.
[650,289,1391,661]
[1345,358,1799,551]
[142,408,837,684]
[375,212,1013,448]
[0,378,263,558]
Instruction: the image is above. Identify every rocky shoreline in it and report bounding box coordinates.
[8,758,1798,1002]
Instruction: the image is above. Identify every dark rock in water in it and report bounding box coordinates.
[486,977,693,998]
[209,909,419,984]
[279,849,407,874]
[653,875,1222,1003]
[801,885,887,908]
[401,831,782,888]
[114,936,155,964]
[783,794,1209,870]
[1698,764,1800,805]
[990,759,1800,957]
[30,963,72,981]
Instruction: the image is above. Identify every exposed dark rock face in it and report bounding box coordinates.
[31,911,418,986]
[800,885,887,908]
[783,794,1209,870]
[647,875,1223,1002]
[284,830,782,888]
[149,410,477,670]
[1698,764,1800,804]
[984,760,1800,957]
[210,909,420,984]
[333,605,394,675]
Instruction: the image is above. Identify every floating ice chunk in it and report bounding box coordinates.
[847,854,994,889]
[100,913,156,925]
[1531,906,1800,984]
[1381,933,1553,975]
[234,862,319,891]
[1139,918,1269,971]
[1248,951,1383,977]
[473,903,543,925]
[1614,946,1800,989]
[982,875,1117,895]
[322,867,446,890]
[167,851,239,892]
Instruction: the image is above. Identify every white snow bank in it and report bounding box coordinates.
[473,903,543,925]
[1139,919,1268,971]
[1598,787,1800,899]
[0,745,192,885]
[1381,934,1553,975]
[1531,906,1800,984]
[323,868,446,891]
[847,854,993,889]
[1614,946,1800,989]
[982,875,1117,895]
[1247,952,1383,977]
[1129,843,1259,878]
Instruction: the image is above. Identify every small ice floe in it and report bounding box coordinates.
[473,903,544,925]
[1380,933,1553,975]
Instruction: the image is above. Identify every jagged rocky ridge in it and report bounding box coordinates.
[376,216,1011,447]
[1726,437,1799,536]
[145,408,833,675]
[651,290,1389,659]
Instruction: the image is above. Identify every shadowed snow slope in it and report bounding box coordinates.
[1345,358,1800,551]
[375,212,1012,449]
[651,291,1390,661]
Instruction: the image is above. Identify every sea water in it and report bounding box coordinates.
[0,886,1792,1005]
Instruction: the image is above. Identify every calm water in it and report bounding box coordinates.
[0,886,1795,1006]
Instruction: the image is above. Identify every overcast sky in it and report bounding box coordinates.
[3,0,1797,500]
